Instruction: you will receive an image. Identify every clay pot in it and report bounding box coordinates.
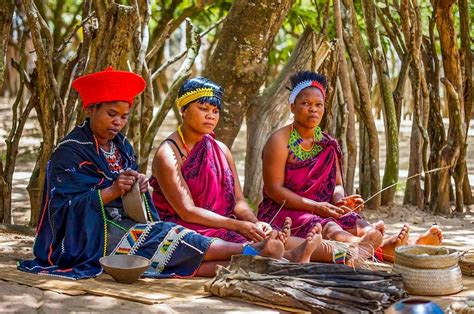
[99,255,151,284]
[386,299,444,314]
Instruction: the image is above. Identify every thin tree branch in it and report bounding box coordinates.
[54,13,96,58]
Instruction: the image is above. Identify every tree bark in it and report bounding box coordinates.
[334,0,356,195]
[458,0,473,205]
[244,29,333,205]
[362,0,398,205]
[435,0,466,213]
[0,1,15,89]
[422,16,446,213]
[139,21,201,172]
[22,0,57,227]
[404,117,423,208]
[341,0,380,208]
[203,0,295,148]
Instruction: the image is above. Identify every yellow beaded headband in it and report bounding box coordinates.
[176,88,215,108]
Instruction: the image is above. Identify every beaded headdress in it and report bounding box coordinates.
[289,80,326,104]
[177,77,223,110]
[176,88,215,108]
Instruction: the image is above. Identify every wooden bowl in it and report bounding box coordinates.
[99,255,151,284]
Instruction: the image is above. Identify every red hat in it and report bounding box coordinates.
[72,67,146,109]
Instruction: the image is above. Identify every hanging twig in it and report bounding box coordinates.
[151,50,187,81]
[54,13,96,58]
[150,17,224,81]
[145,19,173,62]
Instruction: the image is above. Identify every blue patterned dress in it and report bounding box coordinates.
[18,119,214,279]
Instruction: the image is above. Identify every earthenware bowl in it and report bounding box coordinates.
[386,299,444,314]
[99,255,151,284]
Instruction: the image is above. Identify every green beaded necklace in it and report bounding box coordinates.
[287,125,323,161]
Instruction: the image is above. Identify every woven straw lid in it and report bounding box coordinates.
[395,245,459,269]
[393,263,463,296]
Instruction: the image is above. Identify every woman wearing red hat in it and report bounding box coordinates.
[17,68,288,279]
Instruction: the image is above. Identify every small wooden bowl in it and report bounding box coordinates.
[99,255,151,284]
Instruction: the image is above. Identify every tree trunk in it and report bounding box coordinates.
[422,18,446,213]
[404,118,423,208]
[22,0,56,227]
[203,0,295,148]
[244,29,332,205]
[435,0,465,213]
[334,0,356,195]
[458,0,473,205]
[362,0,398,205]
[139,21,201,172]
[341,0,380,208]
[0,1,14,89]
[1,87,35,224]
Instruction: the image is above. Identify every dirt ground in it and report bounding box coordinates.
[1,97,474,312]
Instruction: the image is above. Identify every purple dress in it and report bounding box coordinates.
[258,133,359,238]
[150,135,247,243]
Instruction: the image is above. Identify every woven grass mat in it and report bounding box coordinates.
[0,264,210,305]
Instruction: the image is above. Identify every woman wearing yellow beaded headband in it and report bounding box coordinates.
[257,71,442,263]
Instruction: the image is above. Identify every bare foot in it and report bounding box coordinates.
[257,238,285,260]
[372,220,386,236]
[380,224,410,263]
[286,224,322,263]
[415,225,443,245]
[352,229,383,265]
[277,217,292,248]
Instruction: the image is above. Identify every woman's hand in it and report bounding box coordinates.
[255,221,273,237]
[113,168,139,195]
[237,221,266,243]
[313,202,345,219]
[137,173,149,193]
[335,194,364,212]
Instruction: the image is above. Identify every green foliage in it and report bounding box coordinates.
[268,0,338,73]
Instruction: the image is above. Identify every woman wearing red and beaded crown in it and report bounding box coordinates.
[257,71,443,262]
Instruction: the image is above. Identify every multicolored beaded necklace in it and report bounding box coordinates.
[288,125,323,161]
[100,141,123,174]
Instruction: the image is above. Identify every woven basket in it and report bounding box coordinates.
[395,245,459,269]
[393,263,463,296]
[459,250,474,276]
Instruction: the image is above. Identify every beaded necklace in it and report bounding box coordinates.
[177,125,190,160]
[287,125,323,161]
[100,141,123,174]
